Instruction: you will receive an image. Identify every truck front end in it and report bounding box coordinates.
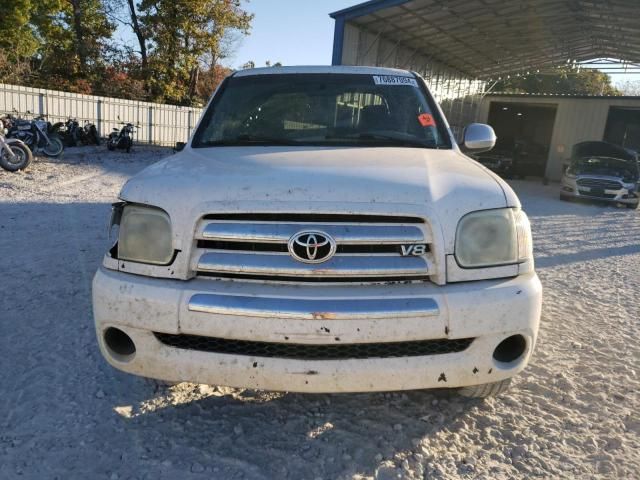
[93,67,541,395]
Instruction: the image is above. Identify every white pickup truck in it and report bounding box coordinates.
[93,66,542,397]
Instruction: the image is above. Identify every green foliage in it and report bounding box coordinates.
[0,0,252,104]
[493,68,622,96]
[136,0,252,104]
[0,0,39,59]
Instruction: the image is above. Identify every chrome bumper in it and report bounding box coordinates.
[189,294,439,320]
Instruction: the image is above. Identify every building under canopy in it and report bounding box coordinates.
[330,0,640,179]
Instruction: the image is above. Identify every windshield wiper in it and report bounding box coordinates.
[200,134,302,146]
[326,132,439,149]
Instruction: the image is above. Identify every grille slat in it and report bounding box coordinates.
[196,240,418,255]
[154,333,473,360]
[201,223,427,244]
[197,251,431,277]
[203,213,424,223]
[576,178,623,190]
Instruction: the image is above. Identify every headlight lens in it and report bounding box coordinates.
[455,208,531,268]
[118,205,173,265]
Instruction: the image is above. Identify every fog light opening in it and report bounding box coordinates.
[493,335,527,363]
[104,327,136,359]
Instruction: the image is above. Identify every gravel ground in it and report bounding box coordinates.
[1,146,638,479]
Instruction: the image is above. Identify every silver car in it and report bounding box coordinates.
[560,141,639,209]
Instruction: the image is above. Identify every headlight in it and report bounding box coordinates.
[118,205,173,265]
[455,208,531,268]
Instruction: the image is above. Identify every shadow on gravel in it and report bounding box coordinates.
[108,377,485,479]
[536,243,640,269]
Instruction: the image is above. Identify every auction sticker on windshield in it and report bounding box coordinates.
[372,75,418,87]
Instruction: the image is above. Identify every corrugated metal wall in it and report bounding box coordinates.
[477,95,640,180]
[338,23,486,140]
[0,83,203,146]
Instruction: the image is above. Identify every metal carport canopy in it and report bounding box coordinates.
[330,0,640,78]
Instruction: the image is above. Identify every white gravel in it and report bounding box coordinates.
[1,147,638,479]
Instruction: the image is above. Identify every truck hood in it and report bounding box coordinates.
[120,146,512,252]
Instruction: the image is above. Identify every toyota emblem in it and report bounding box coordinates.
[288,231,337,264]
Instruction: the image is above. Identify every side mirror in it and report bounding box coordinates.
[461,123,496,154]
[175,141,186,152]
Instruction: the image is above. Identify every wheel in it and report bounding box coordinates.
[458,378,512,398]
[626,202,639,210]
[43,136,64,157]
[107,140,116,151]
[1,142,33,171]
[559,194,573,202]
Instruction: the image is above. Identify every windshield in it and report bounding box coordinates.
[192,73,449,149]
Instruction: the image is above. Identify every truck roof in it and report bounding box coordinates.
[233,65,415,77]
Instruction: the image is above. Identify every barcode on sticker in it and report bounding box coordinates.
[372,75,418,87]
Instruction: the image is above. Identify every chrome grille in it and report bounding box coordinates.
[576,178,623,190]
[193,214,433,282]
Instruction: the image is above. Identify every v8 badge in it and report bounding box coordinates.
[400,244,428,256]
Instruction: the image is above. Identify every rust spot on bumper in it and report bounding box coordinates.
[311,312,337,320]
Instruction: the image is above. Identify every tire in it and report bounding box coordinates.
[559,194,573,202]
[626,202,639,210]
[458,378,512,398]
[43,136,64,157]
[1,142,33,171]
[107,140,116,151]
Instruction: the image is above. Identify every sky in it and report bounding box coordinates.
[114,0,636,88]
[230,1,355,68]
[228,1,635,86]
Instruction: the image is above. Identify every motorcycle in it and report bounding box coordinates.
[0,119,33,171]
[107,120,138,153]
[58,117,101,147]
[4,112,64,157]
[82,120,101,146]
[55,117,78,147]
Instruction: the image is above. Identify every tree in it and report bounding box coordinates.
[196,64,232,102]
[0,0,253,103]
[138,0,253,104]
[65,0,115,77]
[493,67,622,96]
[0,0,39,60]
[0,51,32,84]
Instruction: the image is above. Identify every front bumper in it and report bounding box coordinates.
[93,267,542,393]
[561,178,639,205]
